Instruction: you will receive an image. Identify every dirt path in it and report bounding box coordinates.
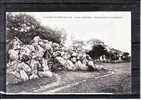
[41,71,115,94]
[32,74,61,93]
[6,62,131,94]
[53,63,131,93]
[39,63,131,94]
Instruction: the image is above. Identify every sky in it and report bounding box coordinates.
[9,12,131,53]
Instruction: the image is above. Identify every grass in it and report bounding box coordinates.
[6,62,131,93]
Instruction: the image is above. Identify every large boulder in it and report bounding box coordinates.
[87,60,96,71]
[6,61,31,84]
[28,59,41,79]
[8,49,19,61]
[41,58,49,71]
[20,70,29,81]
[65,60,76,71]
[38,71,53,78]
[31,44,45,58]
[75,60,88,71]
[9,37,23,49]
[55,56,76,71]
[18,62,31,73]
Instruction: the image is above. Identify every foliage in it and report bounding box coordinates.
[121,52,130,61]
[6,13,66,44]
[86,38,107,59]
[87,45,107,60]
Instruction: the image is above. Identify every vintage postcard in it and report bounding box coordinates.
[6,12,131,94]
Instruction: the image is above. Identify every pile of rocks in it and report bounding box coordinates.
[7,36,53,84]
[7,36,103,84]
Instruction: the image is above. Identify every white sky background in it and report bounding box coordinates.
[10,12,131,53]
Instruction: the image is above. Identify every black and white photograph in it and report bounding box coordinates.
[6,12,131,94]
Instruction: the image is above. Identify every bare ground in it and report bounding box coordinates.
[6,62,131,94]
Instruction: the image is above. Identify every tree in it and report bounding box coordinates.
[121,52,130,61]
[87,38,105,46]
[86,38,107,60]
[6,13,65,44]
[87,45,107,60]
